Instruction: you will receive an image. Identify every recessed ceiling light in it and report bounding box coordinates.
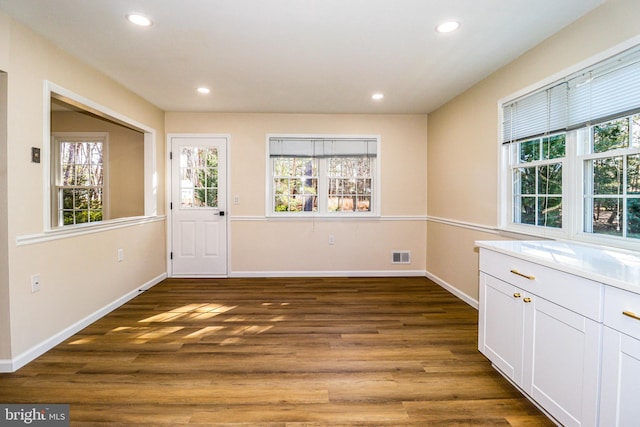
[127,14,153,27]
[197,87,211,94]
[435,21,460,33]
[372,93,384,101]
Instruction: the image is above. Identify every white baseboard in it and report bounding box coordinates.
[426,271,479,309]
[230,270,427,278]
[1,272,167,373]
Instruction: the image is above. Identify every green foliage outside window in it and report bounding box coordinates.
[58,140,103,226]
[588,115,640,238]
[514,134,565,228]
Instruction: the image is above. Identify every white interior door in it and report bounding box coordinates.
[170,135,227,276]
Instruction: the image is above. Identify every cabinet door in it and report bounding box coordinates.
[600,326,640,427]
[523,297,601,427]
[479,273,524,383]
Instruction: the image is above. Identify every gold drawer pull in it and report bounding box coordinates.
[514,293,522,298]
[510,269,535,280]
[523,297,532,303]
[623,311,640,321]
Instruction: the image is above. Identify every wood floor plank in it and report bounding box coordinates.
[0,277,554,425]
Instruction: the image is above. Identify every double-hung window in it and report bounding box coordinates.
[52,132,108,226]
[268,135,379,216]
[501,44,640,248]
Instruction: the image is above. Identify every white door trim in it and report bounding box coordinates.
[166,133,231,277]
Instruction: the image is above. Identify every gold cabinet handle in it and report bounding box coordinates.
[510,269,535,280]
[514,293,522,298]
[623,311,640,321]
[523,297,532,303]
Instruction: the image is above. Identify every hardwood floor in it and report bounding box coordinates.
[0,277,554,426]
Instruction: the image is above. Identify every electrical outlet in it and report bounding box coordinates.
[31,274,41,293]
[328,234,335,245]
[117,249,124,262]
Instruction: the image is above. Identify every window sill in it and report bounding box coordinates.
[16,215,166,246]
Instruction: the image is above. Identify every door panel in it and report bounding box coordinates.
[171,136,227,276]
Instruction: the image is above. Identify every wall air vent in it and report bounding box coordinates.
[392,251,411,264]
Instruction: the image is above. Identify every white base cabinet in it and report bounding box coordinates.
[479,248,602,427]
[599,286,640,426]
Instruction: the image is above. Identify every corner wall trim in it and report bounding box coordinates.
[426,270,479,310]
[1,272,167,373]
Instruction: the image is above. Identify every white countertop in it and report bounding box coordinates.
[476,240,640,295]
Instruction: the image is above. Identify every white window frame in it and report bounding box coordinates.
[499,38,640,251]
[51,132,109,227]
[266,134,381,218]
[42,81,158,235]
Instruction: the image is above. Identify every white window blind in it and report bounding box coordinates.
[567,54,640,128]
[502,45,640,143]
[269,137,377,158]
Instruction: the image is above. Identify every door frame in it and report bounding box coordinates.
[166,133,231,277]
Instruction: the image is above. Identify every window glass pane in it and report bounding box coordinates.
[592,157,623,195]
[592,197,622,236]
[207,168,218,188]
[329,196,354,212]
[273,158,318,213]
[628,154,640,194]
[518,196,536,225]
[538,197,562,228]
[538,164,562,195]
[193,188,206,207]
[62,189,74,209]
[627,198,640,239]
[63,211,75,226]
[542,134,566,160]
[357,196,371,212]
[593,117,629,153]
[633,114,640,148]
[517,168,536,195]
[519,139,540,163]
[326,157,371,214]
[75,189,88,209]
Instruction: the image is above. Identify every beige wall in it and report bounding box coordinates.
[426,0,640,303]
[0,12,166,365]
[166,113,428,275]
[52,111,145,219]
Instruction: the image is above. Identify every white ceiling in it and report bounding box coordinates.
[0,0,605,114]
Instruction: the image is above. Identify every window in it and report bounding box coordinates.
[52,133,107,226]
[501,44,640,248]
[268,135,379,216]
[580,114,640,239]
[511,134,565,229]
[179,146,219,208]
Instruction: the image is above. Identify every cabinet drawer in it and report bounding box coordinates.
[604,286,640,340]
[479,249,603,321]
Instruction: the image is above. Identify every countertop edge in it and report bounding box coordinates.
[475,240,640,295]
